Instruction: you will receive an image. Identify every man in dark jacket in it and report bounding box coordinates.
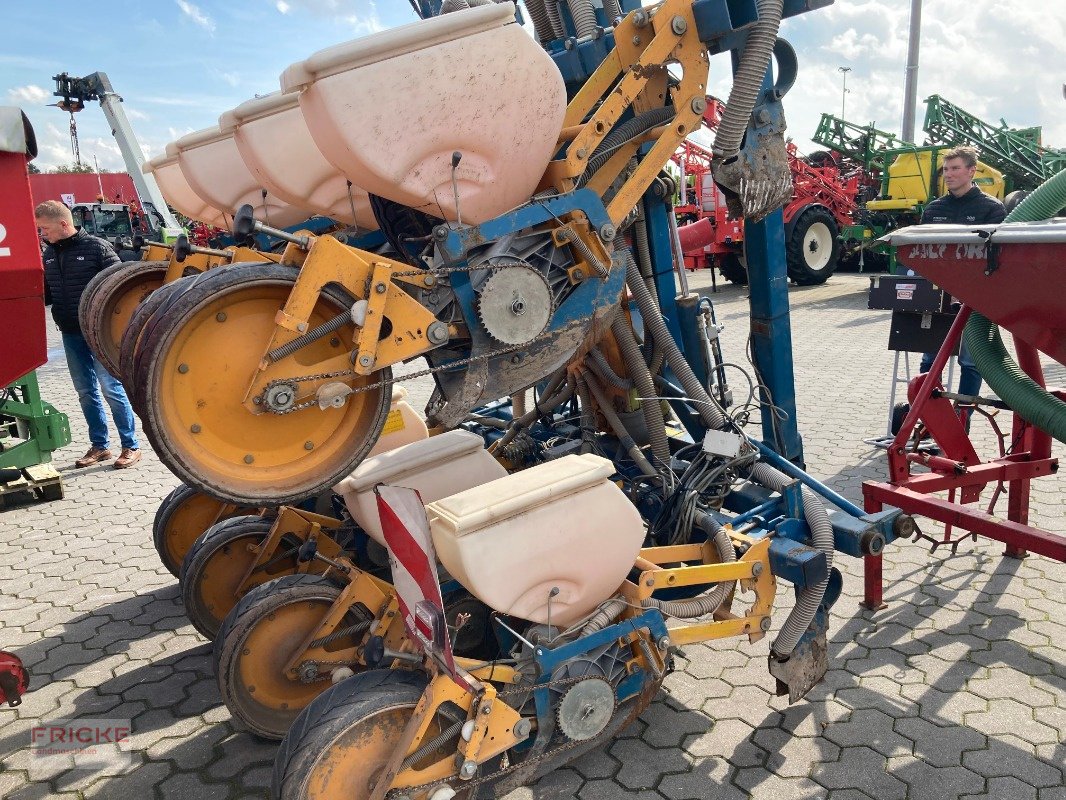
[35,200,141,469]
[918,146,1007,400]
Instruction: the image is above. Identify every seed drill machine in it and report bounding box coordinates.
[88,0,1066,797]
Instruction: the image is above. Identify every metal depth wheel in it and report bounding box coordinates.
[180,515,301,639]
[272,669,481,800]
[215,574,370,740]
[124,269,245,410]
[786,206,840,286]
[138,262,392,506]
[84,260,169,376]
[152,483,261,577]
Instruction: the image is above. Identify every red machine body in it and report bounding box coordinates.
[861,226,1066,608]
[673,100,866,275]
[0,651,28,707]
[0,112,47,387]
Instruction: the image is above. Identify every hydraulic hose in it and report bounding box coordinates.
[583,108,676,184]
[712,0,784,160]
[579,367,659,478]
[574,372,597,454]
[750,462,835,657]
[611,320,672,468]
[492,368,570,451]
[524,0,556,43]
[567,0,599,38]
[579,514,737,635]
[621,250,728,431]
[962,169,1066,444]
[586,347,634,391]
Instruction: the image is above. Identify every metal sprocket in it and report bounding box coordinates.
[555,677,617,742]
[476,261,554,346]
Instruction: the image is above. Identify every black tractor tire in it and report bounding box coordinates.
[1004,190,1029,215]
[717,253,748,285]
[215,574,367,740]
[786,206,840,286]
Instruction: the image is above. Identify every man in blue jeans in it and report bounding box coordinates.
[35,200,141,469]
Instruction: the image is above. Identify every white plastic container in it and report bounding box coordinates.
[428,454,645,626]
[367,385,428,458]
[333,429,505,545]
[279,2,566,224]
[219,93,378,230]
[143,153,229,228]
[172,126,311,229]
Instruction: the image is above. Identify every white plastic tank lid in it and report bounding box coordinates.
[219,91,301,133]
[173,126,230,152]
[279,2,517,92]
[164,142,180,158]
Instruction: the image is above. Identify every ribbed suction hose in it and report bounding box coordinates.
[625,248,834,656]
[612,319,672,469]
[621,250,727,431]
[524,0,557,43]
[566,0,599,38]
[962,169,1066,444]
[751,462,835,657]
[543,0,565,38]
[580,515,737,635]
[602,0,622,24]
[712,0,784,159]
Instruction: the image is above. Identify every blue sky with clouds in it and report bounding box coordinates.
[3,0,1064,174]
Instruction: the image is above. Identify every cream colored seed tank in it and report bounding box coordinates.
[428,454,646,627]
[280,2,567,224]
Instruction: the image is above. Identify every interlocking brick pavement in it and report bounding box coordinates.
[1,273,1063,799]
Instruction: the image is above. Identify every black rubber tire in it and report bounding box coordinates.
[180,515,291,639]
[79,260,130,364]
[717,253,748,285]
[786,206,840,286]
[368,194,440,265]
[81,260,169,377]
[152,483,260,577]
[272,670,429,800]
[215,574,368,740]
[119,274,194,401]
[1004,190,1029,215]
[136,262,393,507]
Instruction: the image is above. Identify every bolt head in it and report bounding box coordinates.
[304,441,314,451]
[433,225,450,241]
[374,282,387,294]
[244,454,254,464]
[671,15,687,34]
[215,312,227,322]
[751,562,764,577]
[177,363,189,374]
[190,424,201,434]
[297,322,308,333]
[599,223,616,242]
[359,355,373,368]
[657,635,671,652]
[691,97,707,114]
[632,35,642,45]
[760,616,772,631]
[459,760,478,779]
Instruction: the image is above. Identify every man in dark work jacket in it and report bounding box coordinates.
[35,200,141,469]
[917,146,1007,401]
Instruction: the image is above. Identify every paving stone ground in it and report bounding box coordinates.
[1,272,1063,799]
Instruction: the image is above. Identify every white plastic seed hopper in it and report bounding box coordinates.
[171,126,311,229]
[219,92,378,230]
[143,151,229,228]
[279,2,566,224]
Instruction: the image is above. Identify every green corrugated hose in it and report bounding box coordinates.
[962,169,1066,443]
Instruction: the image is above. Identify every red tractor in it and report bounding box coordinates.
[675,102,870,286]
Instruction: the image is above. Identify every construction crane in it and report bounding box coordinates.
[923,94,1066,190]
[51,72,181,231]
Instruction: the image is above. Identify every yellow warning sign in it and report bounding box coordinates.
[382,408,406,435]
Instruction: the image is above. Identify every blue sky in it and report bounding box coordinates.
[3,0,1064,174]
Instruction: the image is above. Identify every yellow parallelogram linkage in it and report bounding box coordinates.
[244,234,444,410]
[620,531,777,647]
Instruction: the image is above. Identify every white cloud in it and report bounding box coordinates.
[7,84,50,106]
[175,0,215,33]
[276,0,291,12]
